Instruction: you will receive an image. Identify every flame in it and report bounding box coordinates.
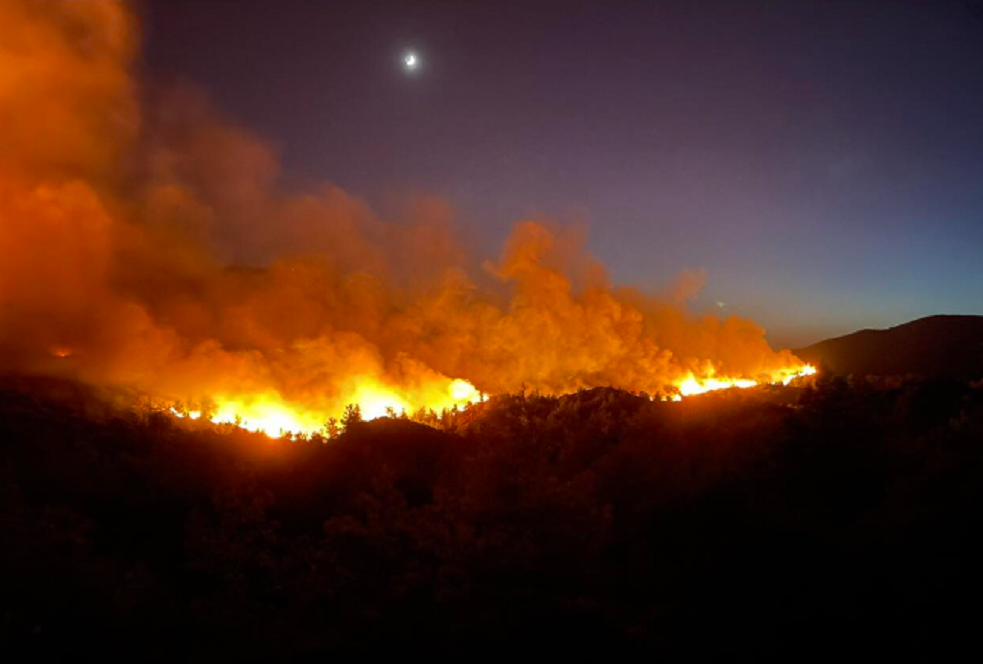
[165,366,816,437]
[782,364,817,384]
[168,407,201,419]
[678,375,758,397]
[1,2,821,439]
[166,376,483,437]
[209,395,319,438]
[673,364,816,400]
[350,383,410,421]
[449,378,479,401]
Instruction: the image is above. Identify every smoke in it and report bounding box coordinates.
[0,1,804,422]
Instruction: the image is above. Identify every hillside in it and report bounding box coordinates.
[794,314,983,380]
[3,375,983,657]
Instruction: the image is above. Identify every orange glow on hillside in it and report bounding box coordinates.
[166,365,816,437]
[1,2,821,441]
[169,376,486,437]
[671,364,817,400]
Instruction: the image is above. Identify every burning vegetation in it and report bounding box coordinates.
[4,371,983,658]
[0,1,813,436]
[5,2,983,658]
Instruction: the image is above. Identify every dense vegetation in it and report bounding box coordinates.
[3,372,983,658]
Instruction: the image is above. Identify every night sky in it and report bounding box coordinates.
[142,1,983,348]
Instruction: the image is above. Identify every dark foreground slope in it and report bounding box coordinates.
[795,314,983,380]
[3,375,983,659]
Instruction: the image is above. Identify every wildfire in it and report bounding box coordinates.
[671,364,817,400]
[2,2,822,443]
[165,365,816,437]
[169,376,485,438]
[678,375,757,397]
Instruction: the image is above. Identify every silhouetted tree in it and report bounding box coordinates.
[341,403,362,433]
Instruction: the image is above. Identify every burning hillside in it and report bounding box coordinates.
[0,1,813,436]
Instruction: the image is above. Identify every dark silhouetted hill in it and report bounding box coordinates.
[4,374,983,658]
[795,314,983,380]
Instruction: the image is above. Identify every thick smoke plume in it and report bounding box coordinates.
[0,1,806,427]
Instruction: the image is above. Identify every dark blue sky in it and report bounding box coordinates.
[143,1,983,347]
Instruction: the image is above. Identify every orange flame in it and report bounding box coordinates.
[1,1,819,437]
[168,376,484,437]
[673,364,816,400]
[166,365,816,437]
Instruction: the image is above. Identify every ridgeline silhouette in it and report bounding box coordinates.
[3,316,983,657]
[795,314,983,381]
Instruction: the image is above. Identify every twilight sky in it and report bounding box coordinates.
[142,1,983,348]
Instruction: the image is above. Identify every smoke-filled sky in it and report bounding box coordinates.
[3,0,822,426]
[142,0,983,347]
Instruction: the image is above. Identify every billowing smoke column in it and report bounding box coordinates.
[0,1,811,435]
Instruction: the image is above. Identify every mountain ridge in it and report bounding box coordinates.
[793,314,983,380]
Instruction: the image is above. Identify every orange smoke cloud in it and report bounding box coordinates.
[0,1,812,435]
